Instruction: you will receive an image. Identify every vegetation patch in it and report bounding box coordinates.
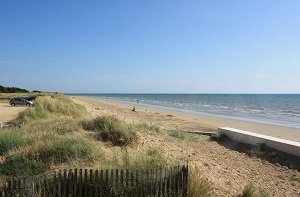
[23,119,80,135]
[0,130,23,155]
[28,137,95,164]
[239,183,269,197]
[0,155,47,176]
[34,95,87,117]
[209,133,223,141]
[14,108,48,125]
[249,143,265,158]
[188,166,213,197]
[168,129,186,140]
[83,116,137,146]
[133,148,167,171]
[136,123,161,133]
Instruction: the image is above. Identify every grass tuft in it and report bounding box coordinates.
[169,130,186,140]
[239,183,269,197]
[0,130,23,155]
[83,116,137,146]
[249,143,265,157]
[136,123,161,133]
[188,166,213,197]
[209,133,223,141]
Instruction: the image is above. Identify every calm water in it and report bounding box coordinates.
[71,94,300,129]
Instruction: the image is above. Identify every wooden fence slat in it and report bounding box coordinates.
[74,169,78,197]
[115,169,119,196]
[120,169,124,196]
[135,170,139,197]
[130,169,134,197]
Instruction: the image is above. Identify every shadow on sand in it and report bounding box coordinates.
[216,135,300,171]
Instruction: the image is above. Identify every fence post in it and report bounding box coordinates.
[89,169,93,197]
[135,169,139,197]
[79,169,83,197]
[130,169,134,197]
[74,169,78,197]
[120,169,124,196]
[84,169,88,197]
[182,165,188,197]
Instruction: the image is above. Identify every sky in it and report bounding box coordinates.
[0,0,300,93]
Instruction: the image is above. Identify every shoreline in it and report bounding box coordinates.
[72,96,300,142]
[79,95,300,129]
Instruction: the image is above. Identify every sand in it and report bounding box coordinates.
[71,96,300,142]
[0,102,25,124]
[71,96,300,196]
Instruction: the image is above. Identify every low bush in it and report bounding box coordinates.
[0,131,23,155]
[83,116,137,146]
[0,155,47,176]
[188,166,213,197]
[28,137,95,163]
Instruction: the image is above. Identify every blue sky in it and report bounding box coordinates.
[0,0,299,93]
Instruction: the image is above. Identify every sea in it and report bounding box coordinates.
[70,94,300,129]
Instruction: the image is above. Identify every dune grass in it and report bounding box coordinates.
[0,155,47,176]
[27,136,96,164]
[0,95,97,177]
[83,115,137,146]
[136,123,161,133]
[168,129,186,140]
[239,183,269,197]
[188,166,213,197]
[0,130,23,155]
[14,95,87,125]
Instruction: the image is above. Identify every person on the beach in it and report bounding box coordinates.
[132,106,136,112]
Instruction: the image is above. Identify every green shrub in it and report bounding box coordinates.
[83,116,137,146]
[209,133,223,141]
[28,137,95,163]
[188,166,213,197]
[0,131,23,155]
[0,155,47,176]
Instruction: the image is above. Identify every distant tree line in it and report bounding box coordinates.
[0,85,29,93]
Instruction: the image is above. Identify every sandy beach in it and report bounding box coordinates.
[72,96,300,142]
[69,96,300,196]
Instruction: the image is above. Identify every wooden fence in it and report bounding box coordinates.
[1,165,188,197]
